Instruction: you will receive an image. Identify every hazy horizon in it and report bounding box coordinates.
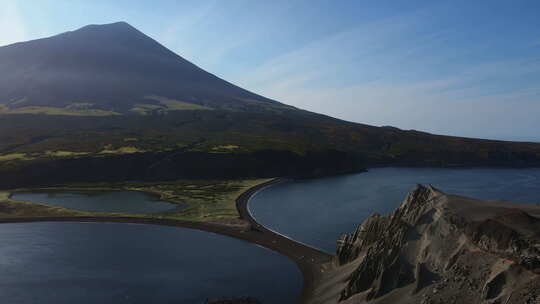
[2,0,539,142]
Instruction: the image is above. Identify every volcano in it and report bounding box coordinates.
[0,22,539,187]
[0,21,283,114]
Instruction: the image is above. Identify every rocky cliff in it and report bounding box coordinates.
[332,185,540,304]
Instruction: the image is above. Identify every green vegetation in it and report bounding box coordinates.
[45,151,90,157]
[211,145,240,152]
[0,110,310,157]
[1,151,92,162]
[0,179,270,223]
[99,146,145,154]
[0,148,144,161]
[129,179,269,221]
[145,95,213,111]
[0,107,539,170]
[0,105,120,116]
[130,96,212,115]
[0,153,33,162]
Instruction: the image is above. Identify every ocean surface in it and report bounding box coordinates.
[12,191,182,214]
[0,222,302,304]
[249,167,540,253]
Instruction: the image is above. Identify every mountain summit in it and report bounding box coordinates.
[0,22,280,114]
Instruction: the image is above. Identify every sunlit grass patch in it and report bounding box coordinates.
[211,145,240,152]
[99,146,145,154]
[144,95,212,111]
[0,179,272,223]
[128,179,271,222]
[45,151,90,157]
[0,153,33,162]
[0,105,120,116]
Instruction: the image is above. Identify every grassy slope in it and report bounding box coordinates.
[0,105,120,116]
[0,179,270,222]
[0,109,539,171]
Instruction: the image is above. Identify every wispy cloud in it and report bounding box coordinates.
[157,1,264,73]
[230,6,540,141]
[157,1,218,63]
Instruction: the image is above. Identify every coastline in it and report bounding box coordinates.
[0,178,332,304]
[235,178,334,304]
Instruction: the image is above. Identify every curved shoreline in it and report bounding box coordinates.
[236,178,334,304]
[0,178,332,304]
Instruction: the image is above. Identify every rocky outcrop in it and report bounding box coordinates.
[334,185,540,304]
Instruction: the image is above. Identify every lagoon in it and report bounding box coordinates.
[0,222,302,304]
[249,167,540,253]
[11,191,181,214]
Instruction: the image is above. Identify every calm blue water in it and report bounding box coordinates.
[0,222,302,304]
[11,191,183,214]
[249,168,540,253]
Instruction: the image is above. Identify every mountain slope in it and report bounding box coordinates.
[0,22,540,187]
[0,22,283,114]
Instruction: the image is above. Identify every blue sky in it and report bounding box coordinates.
[2,0,539,141]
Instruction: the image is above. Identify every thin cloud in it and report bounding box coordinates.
[229,6,540,141]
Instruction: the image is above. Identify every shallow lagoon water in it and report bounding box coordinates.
[12,191,181,214]
[249,167,540,253]
[0,222,302,304]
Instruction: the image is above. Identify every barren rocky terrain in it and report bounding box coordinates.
[312,185,540,304]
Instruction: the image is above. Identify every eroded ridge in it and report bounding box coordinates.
[332,185,540,304]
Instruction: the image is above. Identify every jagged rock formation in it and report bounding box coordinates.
[334,185,540,304]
